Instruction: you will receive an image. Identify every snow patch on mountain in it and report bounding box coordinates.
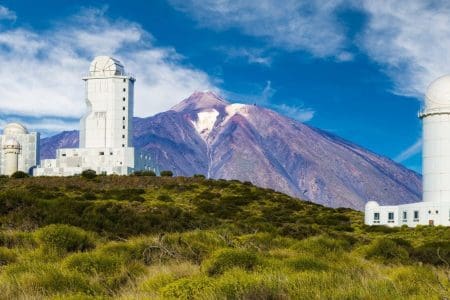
[224,103,251,123]
[191,109,219,140]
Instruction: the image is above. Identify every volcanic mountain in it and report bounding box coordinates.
[40,91,421,210]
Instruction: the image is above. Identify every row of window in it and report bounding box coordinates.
[374,209,449,223]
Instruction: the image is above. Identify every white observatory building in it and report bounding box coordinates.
[34,56,139,176]
[0,123,40,176]
[365,75,450,227]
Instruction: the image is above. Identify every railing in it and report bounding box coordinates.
[82,72,135,78]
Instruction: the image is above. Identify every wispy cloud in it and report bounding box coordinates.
[0,5,16,21]
[360,0,450,98]
[217,47,273,66]
[0,6,217,132]
[170,0,349,59]
[394,138,422,163]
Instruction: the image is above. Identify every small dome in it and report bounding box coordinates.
[3,138,20,149]
[3,122,28,135]
[424,75,450,111]
[89,56,124,77]
[365,201,379,210]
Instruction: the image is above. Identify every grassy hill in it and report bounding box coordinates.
[0,175,448,299]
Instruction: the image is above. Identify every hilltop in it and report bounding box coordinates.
[41,91,422,210]
[0,175,447,299]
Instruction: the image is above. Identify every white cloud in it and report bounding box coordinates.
[170,0,348,58]
[360,0,450,98]
[0,6,216,129]
[217,47,272,66]
[273,103,315,122]
[394,138,422,162]
[0,5,16,21]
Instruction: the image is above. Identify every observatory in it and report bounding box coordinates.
[365,75,450,227]
[0,123,40,175]
[34,56,151,176]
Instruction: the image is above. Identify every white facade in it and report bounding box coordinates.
[0,123,40,175]
[365,75,450,227]
[35,56,138,176]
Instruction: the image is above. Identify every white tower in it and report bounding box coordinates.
[419,75,450,203]
[80,56,134,149]
[3,139,21,176]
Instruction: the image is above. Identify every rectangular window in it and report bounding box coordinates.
[374,212,380,220]
[123,116,126,120]
[122,107,126,111]
[123,88,126,92]
[123,125,126,129]
[122,144,125,147]
[122,135,125,138]
[388,212,394,220]
[414,210,419,220]
[99,152,104,156]
[123,79,126,83]
[402,211,407,220]
[61,153,66,157]
[123,97,126,101]
[109,152,113,155]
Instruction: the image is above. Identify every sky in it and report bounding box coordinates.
[0,0,449,173]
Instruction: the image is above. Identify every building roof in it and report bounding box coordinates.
[89,56,125,77]
[425,75,450,111]
[3,122,28,135]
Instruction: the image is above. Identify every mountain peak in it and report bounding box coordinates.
[171,90,229,112]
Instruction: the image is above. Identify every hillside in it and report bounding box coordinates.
[40,91,422,211]
[0,175,447,299]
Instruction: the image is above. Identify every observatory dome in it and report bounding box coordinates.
[365,201,379,210]
[89,56,124,77]
[3,123,28,135]
[3,138,20,149]
[424,75,450,111]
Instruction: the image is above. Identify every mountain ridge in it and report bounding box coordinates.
[40,91,422,210]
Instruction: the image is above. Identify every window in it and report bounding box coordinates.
[110,152,113,155]
[62,153,66,157]
[436,210,439,214]
[123,116,126,120]
[123,107,126,111]
[123,125,126,129]
[123,79,126,83]
[123,88,126,92]
[414,210,419,221]
[428,210,432,214]
[99,151,104,156]
[123,97,126,101]
[388,212,394,223]
[122,144,125,147]
[374,212,379,220]
[122,135,125,138]
[402,211,407,221]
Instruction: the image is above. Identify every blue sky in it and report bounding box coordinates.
[0,0,449,173]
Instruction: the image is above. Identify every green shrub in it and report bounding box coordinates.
[10,171,29,178]
[64,252,122,275]
[413,241,450,265]
[364,238,411,263]
[81,169,96,180]
[160,276,215,299]
[160,170,173,177]
[193,174,206,179]
[0,247,17,265]
[288,256,329,271]
[35,224,95,253]
[202,248,260,276]
[134,170,156,176]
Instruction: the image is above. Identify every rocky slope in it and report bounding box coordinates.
[40,91,422,210]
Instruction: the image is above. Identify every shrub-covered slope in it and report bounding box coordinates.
[0,176,447,299]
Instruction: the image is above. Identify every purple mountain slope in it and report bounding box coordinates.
[40,92,422,210]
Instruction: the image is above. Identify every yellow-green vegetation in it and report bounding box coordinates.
[0,175,447,299]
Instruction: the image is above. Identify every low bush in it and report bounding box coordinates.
[134,170,156,176]
[160,275,215,299]
[202,248,260,276]
[35,224,95,254]
[10,171,29,179]
[413,241,450,265]
[81,169,96,180]
[160,170,173,177]
[193,174,206,179]
[64,252,122,276]
[0,247,17,265]
[364,238,411,263]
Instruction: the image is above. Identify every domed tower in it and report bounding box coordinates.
[80,56,135,149]
[2,138,21,176]
[420,75,450,202]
